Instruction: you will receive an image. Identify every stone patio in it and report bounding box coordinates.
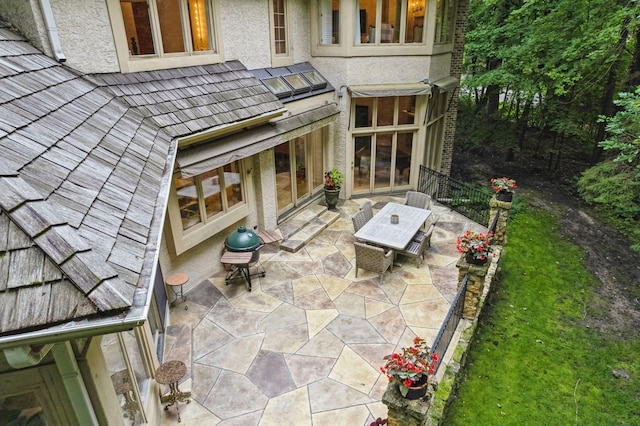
[160,195,489,425]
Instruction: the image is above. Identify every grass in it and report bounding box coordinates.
[442,206,640,425]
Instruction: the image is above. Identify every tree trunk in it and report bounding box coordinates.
[591,16,631,164]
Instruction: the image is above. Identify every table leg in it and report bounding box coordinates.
[161,381,191,422]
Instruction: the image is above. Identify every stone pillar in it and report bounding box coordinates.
[488,196,512,245]
[382,379,434,426]
[456,257,490,320]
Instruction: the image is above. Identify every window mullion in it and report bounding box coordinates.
[180,0,192,53]
[147,0,165,56]
[218,167,229,211]
[195,175,207,223]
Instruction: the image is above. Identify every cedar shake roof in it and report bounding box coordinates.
[0,22,287,338]
[86,61,283,138]
[0,25,173,336]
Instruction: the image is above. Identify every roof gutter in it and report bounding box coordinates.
[0,316,145,350]
[38,0,66,62]
[178,108,287,148]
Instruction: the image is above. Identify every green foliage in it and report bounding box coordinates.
[598,87,640,177]
[443,209,640,424]
[463,0,638,153]
[577,160,640,250]
[324,168,343,190]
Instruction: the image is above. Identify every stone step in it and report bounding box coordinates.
[279,207,341,253]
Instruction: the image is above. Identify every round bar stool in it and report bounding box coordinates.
[156,360,191,422]
[165,272,188,309]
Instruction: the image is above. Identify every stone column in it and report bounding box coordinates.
[488,196,512,245]
[382,379,434,426]
[456,257,490,320]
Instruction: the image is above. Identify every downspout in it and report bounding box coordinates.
[4,344,55,369]
[38,0,66,62]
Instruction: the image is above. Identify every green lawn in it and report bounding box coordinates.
[442,208,640,425]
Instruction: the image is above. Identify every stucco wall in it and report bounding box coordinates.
[50,0,120,73]
[220,0,271,69]
[0,0,48,54]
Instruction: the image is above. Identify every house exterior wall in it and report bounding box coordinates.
[48,0,120,73]
[219,0,271,69]
[0,0,48,54]
[0,0,466,423]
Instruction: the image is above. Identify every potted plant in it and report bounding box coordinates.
[324,168,344,210]
[490,177,517,202]
[380,336,438,399]
[456,230,494,265]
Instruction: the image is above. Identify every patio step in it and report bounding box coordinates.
[278,205,340,253]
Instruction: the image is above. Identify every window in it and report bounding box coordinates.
[270,0,292,66]
[352,96,418,193]
[102,330,152,424]
[175,161,244,232]
[120,0,213,55]
[168,159,249,254]
[108,0,221,72]
[356,0,426,45]
[320,0,340,45]
[435,0,455,44]
[273,0,287,54]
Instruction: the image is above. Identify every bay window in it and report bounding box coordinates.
[356,0,426,44]
[352,95,418,193]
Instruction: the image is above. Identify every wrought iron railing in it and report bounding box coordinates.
[431,273,468,374]
[417,166,491,225]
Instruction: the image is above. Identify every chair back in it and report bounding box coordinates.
[360,201,373,222]
[352,210,369,233]
[354,241,394,283]
[404,191,431,209]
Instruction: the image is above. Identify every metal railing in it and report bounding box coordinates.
[431,273,468,374]
[417,165,491,225]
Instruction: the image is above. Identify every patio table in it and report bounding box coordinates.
[354,202,431,250]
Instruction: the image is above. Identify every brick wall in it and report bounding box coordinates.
[441,0,470,176]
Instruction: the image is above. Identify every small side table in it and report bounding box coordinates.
[166,272,188,309]
[111,370,138,424]
[220,251,254,291]
[156,360,191,423]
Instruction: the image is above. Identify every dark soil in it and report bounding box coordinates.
[451,151,640,339]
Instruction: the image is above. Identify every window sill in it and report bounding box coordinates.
[120,52,224,73]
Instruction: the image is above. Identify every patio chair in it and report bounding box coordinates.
[411,222,436,250]
[352,209,370,233]
[404,191,431,210]
[354,241,394,284]
[359,201,374,222]
[397,225,432,268]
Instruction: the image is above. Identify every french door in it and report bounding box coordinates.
[274,129,324,216]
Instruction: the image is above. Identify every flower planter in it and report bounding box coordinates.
[324,188,340,210]
[397,376,429,400]
[495,191,513,202]
[465,254,488,265]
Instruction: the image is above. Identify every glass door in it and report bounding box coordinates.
[275,129,325,216]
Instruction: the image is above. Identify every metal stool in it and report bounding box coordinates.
[166,272,188,309]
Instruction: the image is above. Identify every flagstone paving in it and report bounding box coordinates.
[160,196,488,425]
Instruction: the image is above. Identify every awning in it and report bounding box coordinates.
[177,103,340,178]
[348,82,431,98]
[432,76,459,93]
